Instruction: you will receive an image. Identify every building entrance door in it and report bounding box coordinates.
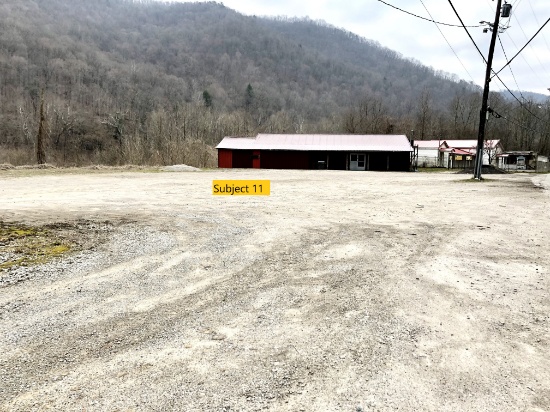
[350,153,366,171]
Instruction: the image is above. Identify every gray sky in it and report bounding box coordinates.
[170,0,550,96]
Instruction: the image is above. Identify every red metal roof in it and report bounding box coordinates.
[216,134,413,152]
[451,148,475,155]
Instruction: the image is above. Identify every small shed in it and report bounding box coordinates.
[216,134,414,171]
[497,151,538,171]
[446,148,475,169]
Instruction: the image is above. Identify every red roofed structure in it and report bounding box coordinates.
[216,134,414,171]
[414,139,503,169]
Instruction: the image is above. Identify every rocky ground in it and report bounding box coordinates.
[0,169,549,411]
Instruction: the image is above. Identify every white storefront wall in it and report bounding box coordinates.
[417,148,440,167]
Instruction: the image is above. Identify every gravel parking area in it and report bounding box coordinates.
[1,169,549,411]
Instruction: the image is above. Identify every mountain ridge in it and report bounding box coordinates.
[0,0,548,166]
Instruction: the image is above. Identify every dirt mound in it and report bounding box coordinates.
[161,164,201,172]
[84,165,157,171]
[456,165,508,174]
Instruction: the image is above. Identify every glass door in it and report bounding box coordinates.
[350,153,366,171]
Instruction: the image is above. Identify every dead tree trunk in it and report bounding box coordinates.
[36,93,46,165]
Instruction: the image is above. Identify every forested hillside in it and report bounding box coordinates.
[0,0,548,166]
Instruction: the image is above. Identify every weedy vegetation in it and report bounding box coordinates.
[0,222,73,270]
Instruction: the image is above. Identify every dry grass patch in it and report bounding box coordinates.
[0,220,115,273]
[0,222,73,271]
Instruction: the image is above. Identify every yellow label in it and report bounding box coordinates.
[213,180,270,196]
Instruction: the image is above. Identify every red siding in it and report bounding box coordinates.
[252,150,261,169]
[216,149,411,171]
[218,149,233,168]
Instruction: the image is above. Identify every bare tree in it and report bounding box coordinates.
[36,92,47,165]
[101,112,127,158]
[416,89,433,139]
[483,140,499,165]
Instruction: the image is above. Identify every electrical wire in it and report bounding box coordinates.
[446,0,548,126]
[494,73,550,125]
[503,31,549,89]
[446,0,487,63]
[418,0,477,83]
[489,107,540,134]
[446,0,549,129]
[492,16,550,77]
[512,0,525,9]
[496,74,550,131]
[512,12,550,76]
[498,35,526,101]
[376,0,483,28]
[482,0,508,96]
[491,0,512,31]
[527,0,550,54]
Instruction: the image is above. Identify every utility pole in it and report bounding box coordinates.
[474,0,502,180]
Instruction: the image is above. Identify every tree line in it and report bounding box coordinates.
[0,0,548,166]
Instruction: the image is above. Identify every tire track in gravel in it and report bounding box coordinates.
[1,221,439,411]
[390,180,550,412]
[2,171,549,411]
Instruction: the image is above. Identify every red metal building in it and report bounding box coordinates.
[216,134,414,171]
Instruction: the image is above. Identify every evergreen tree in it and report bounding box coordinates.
[245,83,254,111]
[203,90,213,108]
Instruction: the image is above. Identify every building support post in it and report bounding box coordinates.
[474,0,502,180]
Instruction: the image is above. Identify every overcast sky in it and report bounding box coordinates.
[170,0,550,96]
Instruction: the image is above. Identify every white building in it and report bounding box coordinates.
[414,139,503,169]
[415,140,447,167]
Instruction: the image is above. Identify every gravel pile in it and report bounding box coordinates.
[161,164,201,172]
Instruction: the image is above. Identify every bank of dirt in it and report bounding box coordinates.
[0,169,549,411]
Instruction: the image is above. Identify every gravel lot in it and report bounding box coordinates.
[1,169,549,412]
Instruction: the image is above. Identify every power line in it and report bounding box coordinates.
[494,73,549,125]
[446,0,487,63]
[418,0,477,83]
[492,16,550,77]
[376,0,483,28]
[494,74,533,111]
[489,107,541,134]
[527,0,550,54]
[503,31,549,89]
[498,35,526,101]
[482,0,508,96]
[512,0,525,9]
[447,1,548,126]
[512,12,550,77]
[484,0,495,13]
